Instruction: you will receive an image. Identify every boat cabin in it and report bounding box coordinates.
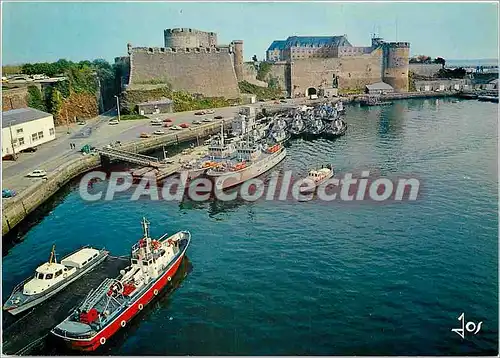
[23,262,70,295]
[61,248,101,269]
[307,168,331,182]
[236,142,262,161]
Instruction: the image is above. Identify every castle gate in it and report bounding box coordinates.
[306,87,317,96]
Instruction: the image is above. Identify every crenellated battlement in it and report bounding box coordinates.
[165,28,216,36]
[385,42,410,48]
[131,46,231,54]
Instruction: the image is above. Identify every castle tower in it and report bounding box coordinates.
[231,40,244,82]
[382,42,410,92]
[164,28,218,48]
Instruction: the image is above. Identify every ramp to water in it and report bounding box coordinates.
[2,257,128,355]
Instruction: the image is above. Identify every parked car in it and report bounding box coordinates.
[202,117,214,122]
[214,115,223,120]
[2,189,16,198]
[164,122,173,127]
[280,100,287,103]
[192,120,202,125]
[180,123,190,128]
[194,111,206,115]
[77,120,86,125]
[153,130,165,135]
[26,169,47,178]
[274,101,280,104]
[151,118,163,125]
[20,146,37,153]
[163,118,173,123]
[205,109,215,114]
[170,125,182,130]
[109,119,119,125]
[140,132,152,138]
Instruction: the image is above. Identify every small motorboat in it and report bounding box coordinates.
[306,117,325,135]
[3,245,109,316]
[326,119,347,137]
[300,165,335,193]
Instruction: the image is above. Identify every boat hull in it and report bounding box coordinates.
[3,250,109,316]
[51,241,189,352]
[209,148,287,190]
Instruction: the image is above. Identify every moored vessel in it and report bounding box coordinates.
[206,141,287,190]
[182,123,240,179]
[51,218,191,351]
[3,245,109,316]
[325,118,347,137]
[300,165,334,193]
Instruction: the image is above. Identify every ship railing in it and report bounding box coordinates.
[80,278,115,312]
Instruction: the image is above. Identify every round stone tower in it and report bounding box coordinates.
[164,28,217,48]
[231,40,244,81]
[382,42,410,92]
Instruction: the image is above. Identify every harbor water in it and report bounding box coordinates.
[2,98,498,355]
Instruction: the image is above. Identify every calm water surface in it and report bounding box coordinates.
[2,98,498,355]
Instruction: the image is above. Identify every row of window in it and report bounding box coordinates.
[36,267,68,280]
[81,252,99,267]
[12,128,54,147]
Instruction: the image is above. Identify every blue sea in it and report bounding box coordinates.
[2,98,498,355]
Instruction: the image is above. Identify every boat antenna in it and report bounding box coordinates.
[163,146,167,161]
[49,244,56,265]
[221,121,224,147]
[142,217,150,238]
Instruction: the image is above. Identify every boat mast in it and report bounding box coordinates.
[221,121,224,147]
[142,217,150,239]
[49,244,56,265]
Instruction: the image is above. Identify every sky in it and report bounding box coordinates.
[2,1,499,65]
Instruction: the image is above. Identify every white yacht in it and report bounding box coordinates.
[3,245,108,315]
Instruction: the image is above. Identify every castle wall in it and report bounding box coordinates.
[290,49,383,95]
[408,63,442,77]
[129,48,240,99]
[266,62,289,91]
[242,63,268,87]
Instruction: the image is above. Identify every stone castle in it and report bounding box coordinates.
[116,28,410,99]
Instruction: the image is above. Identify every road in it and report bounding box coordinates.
[1,100,299,193]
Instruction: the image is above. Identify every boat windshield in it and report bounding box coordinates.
[46,274,53,280]
[37,273,44,279]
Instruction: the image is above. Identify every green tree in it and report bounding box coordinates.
[27,85,46,111]
[50,89,63,117]
[434,57,446,68]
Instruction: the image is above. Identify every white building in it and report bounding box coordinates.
[2,107,56,158]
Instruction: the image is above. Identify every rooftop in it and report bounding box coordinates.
[2,107,53,128]
[365,82,394,91]
[267,36,352,51]
[137,98,173,106]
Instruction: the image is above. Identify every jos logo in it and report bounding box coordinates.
[452,313,483,339]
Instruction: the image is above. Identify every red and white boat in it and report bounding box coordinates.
[50,218,191,351]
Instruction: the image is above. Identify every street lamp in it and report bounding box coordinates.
[114,95,121,122]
